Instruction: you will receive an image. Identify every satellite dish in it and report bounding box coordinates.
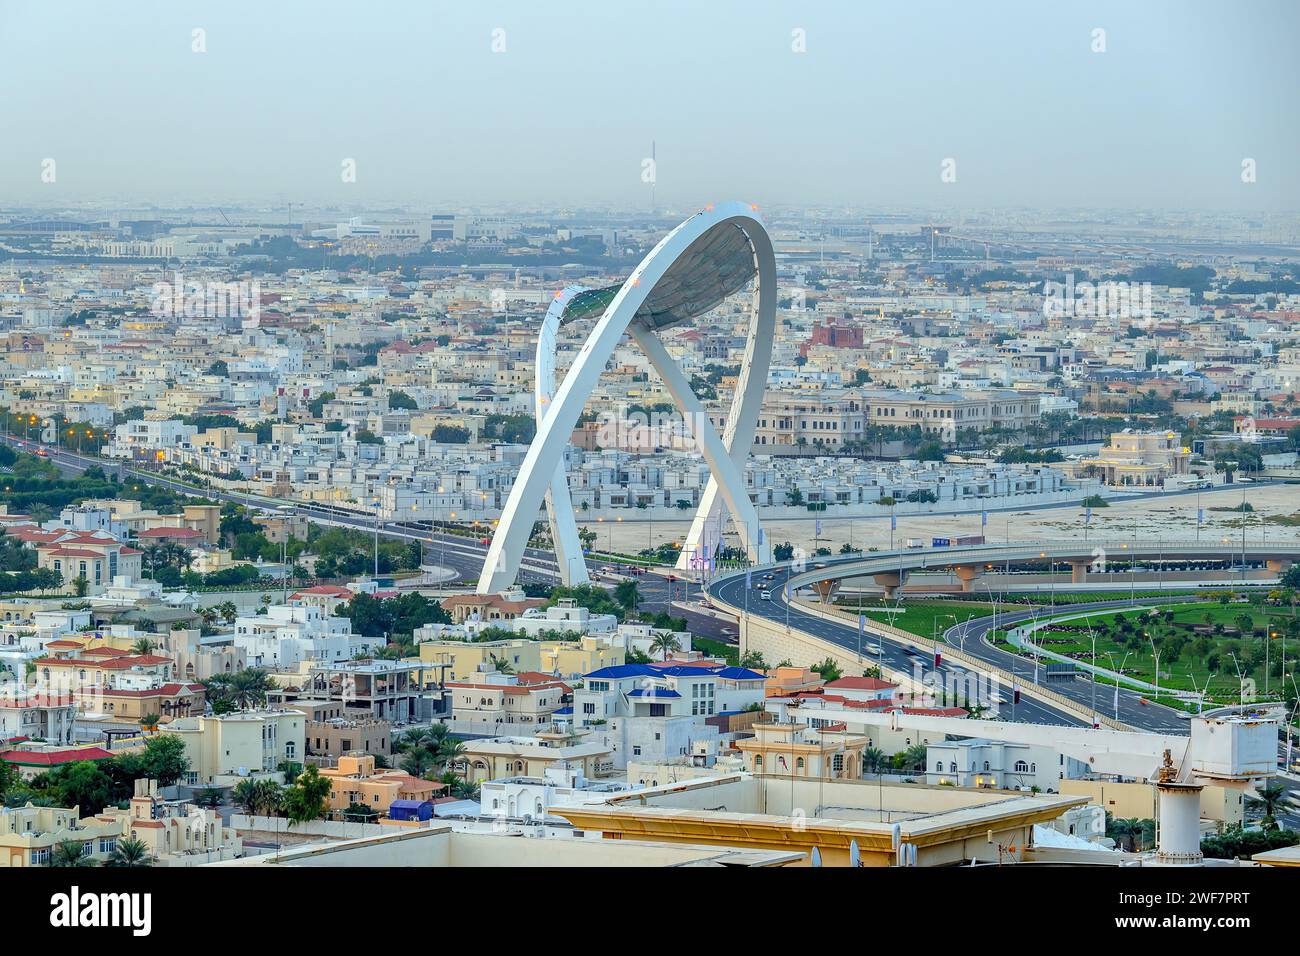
[810,847,822,868]
[849,839,860,868]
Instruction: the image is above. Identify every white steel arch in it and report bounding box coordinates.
[478,201,776,594]
[536,286,591,586]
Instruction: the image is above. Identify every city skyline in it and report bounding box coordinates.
[3,0,1300,905]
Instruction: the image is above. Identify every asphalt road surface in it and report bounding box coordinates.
[707,558,1200,734]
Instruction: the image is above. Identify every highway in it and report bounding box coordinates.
[706,553,1209,734]
[708,563,1091,727]
[0,435,736,640]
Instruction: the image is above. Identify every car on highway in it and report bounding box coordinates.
[760,591,771,601]
[864,643,883,655]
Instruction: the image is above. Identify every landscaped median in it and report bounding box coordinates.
[789,595,1139,731]
[1004,595,1298,709]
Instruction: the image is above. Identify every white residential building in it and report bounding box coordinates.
[231,604,375,669]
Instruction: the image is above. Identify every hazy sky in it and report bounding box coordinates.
[1,0,1297,211]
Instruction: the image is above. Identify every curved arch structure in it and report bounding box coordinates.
[536,286,591,586]
[478,201,776,594]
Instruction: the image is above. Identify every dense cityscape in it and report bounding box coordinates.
[3,0,1298,933]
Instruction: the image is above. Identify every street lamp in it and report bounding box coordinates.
[1147,631,1162,704]
[1105,650,1132,722]
[1226,650,1248,707]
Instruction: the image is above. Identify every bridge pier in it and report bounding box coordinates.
[1267,558,1293,574]
[811,578,841,605]
[873,570,908,599]
[953,564,983,592]
[1069,559,1091,584]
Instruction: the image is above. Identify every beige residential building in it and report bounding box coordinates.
[863,389,1040,443]
[446,672,570,726]
[166,708,306,786]
[735,721,869,779]
[456,732,613,783]
[416,636,624,684]
[1075,430,1192,487]
[0,803,123,867]
[93,779,242,866]
[751,389,865,452]
[418,638,541,682]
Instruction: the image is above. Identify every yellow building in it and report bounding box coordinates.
[555,774,1089,867]
[1060,778,1244,828]
[1076,430,1191,487]
[417,639,541,683]
[415,637,624,684]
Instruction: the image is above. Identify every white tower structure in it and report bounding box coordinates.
[478,201,776,594]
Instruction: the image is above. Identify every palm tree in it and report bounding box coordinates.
[105,837,154,867]
[862,747,887,775]
[1108,817,1143,852]
[648,632,681,661]
[229,668,274,708]
[193,786,224,809]
[283,765,332,827]
[436,738,466,774]
[49,840,96,867]
[400,748,437,778]
[1249,783,1296,824]
[233,778,284,817]
[395,728,433,754]
[898,744,928,773]
[131,637,157,655]
[451,776,480,800]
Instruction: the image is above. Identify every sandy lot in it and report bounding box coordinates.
[590,483,1300,556]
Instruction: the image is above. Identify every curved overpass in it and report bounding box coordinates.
[706,539,1300,734]
[784,539,1299,599]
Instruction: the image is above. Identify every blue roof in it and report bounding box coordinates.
[717,666,767,681]
[627,688,681,698]
[585,664,657,680]
[389,799,431,810]
[553,706,573,715]
[584,663,767,681]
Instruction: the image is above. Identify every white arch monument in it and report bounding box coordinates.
[478,201,776,594]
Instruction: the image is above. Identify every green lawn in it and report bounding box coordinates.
[1021,599,1300,702]
[693,636,739,665]
[834,599,1017,642]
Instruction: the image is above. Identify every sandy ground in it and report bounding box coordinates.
[591,483,1300,556]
